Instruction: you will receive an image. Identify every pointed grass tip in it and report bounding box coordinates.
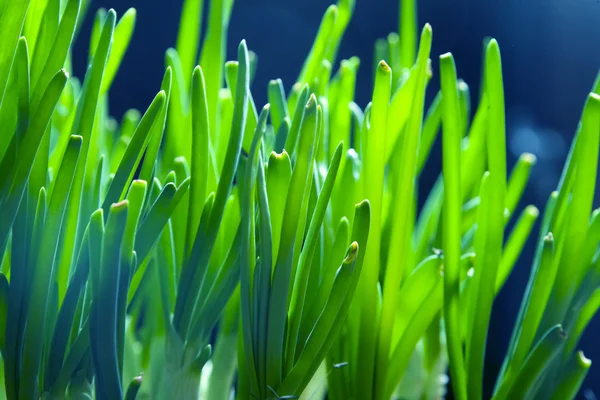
[520,152,537,165]
[344,241,359,264]
[524,205,539,218]
[577,351,592,367]
[377,60,391,73]
[112,200,129,210]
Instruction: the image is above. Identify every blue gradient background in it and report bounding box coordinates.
[72,0,600,397]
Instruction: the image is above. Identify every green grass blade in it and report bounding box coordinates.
[385,276,443,398]
[328,58,358,162]
[102,90,165,210]
[3,187,45,399]
[266,150,292,266]
[552,93,600,318]
[176,0,203,89]
[496,233,556,397]
[199,0,230,140]
[30,0,80,110]
[58,9,115,298]
[438,51,467,400]
[116,181,147,377]
[240,107,270,397]
[286,142,343,368]
[355,60,390,399]
[134,179,190,265]
[279,242,358,397]
[266,95,318,391]
[284,84,310,155]
[0,0,30,101]
[0,69,67,253]
[506,153,536,218]
[186,66,210,258]
[268,79,289,134]
[101,7,136,94]
[501,325,566,400]
[565,287,600,355]
[550,351,591,400]
[324,0,354,64]
[175,40,249,338]
[377,25,431,395]
[398,0,417,68]
[416,91,442,175]
[138,67,172,185]
[467,39,507,400]
[19,134,82,398]
[296,5,338,89]
[496,205,539,292]
[254,152,273,392]
[90,201,128,400]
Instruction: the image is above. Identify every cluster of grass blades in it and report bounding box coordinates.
[0,0,599,399]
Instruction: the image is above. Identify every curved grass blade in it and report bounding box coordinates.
[174,41,249,338]
[101,7,136,94]
[19,134,82,398]
[550,351,591,400]
[30,0,80,110]
[266,95,318,391]
[102,90,165,210]
[499,325,566,400]
[286,142,343,368]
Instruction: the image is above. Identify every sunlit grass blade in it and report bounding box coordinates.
[376,25,431,397]
[0,0,30,101]
[287,142,343,368]
[58,8,115,297]
[176,0,203,89]
[266,94,318,391]
[102,91,165,210]
[186,66,210,258]
[174,40,249,339]
[296,5,338,89]
[398,0,417,68]
[506,153,536,219]
[551,93,600,320]
[496,205,539,292]
[495,233,556,397]
[355,59,390,400]
[30,0,80,109]
[101,7,136,94]
[438,51,467,400]
[467,39,507,400]
[550,351,591,400]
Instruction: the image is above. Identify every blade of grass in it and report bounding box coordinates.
[550,351,591,400]
[467,39,507,400]
[19,135,82,398]
[185,66,210,258]
[438,51,467,400]
[355,60,391,400]
[376,25,432,396]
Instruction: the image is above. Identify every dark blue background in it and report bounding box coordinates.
[72,0,600,397]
